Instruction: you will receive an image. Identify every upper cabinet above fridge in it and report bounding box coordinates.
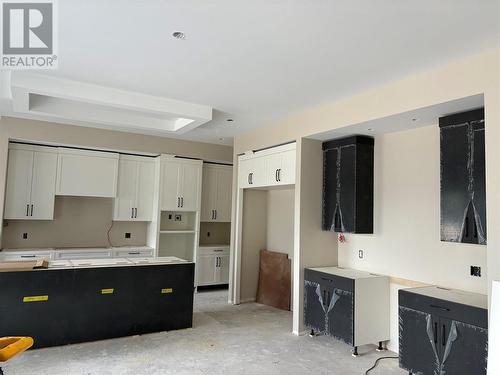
[440,108,486,245]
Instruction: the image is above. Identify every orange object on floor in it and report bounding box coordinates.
[0,337,33,362]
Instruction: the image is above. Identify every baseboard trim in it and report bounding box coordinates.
[239,297,256,303]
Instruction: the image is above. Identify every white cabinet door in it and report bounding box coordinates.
[56,148,119,197]
[161,160,181,210]
[179,162,201,211]
[215,255,230,284]
[215,167,232,222]
[30,151,57,220]
[4,148,33,219]
[265,152,282,186]
[114,158,137,220]
[201,165,217,221]
[278,149,296,185]
[135,160,155,221]
[238,158,253,189]
[196,255,217,286]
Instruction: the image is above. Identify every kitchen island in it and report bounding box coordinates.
[0,257,195,348]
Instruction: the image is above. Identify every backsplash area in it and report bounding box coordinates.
[199,222,231,246]
[2,196,147,249]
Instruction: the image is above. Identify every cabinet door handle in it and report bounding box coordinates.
[21,255,36,258]
[275,169,279,182]
[465,216,469,238]
[128,252,140,255]
[327,291,331,307]
[214,210,217,220]
[278,168,281,182]
[434,322,438,343]
[26,204,30,217]
[249,173,253,184]
[177,197,180,207]
[131,208,134,218]
[30,204,33,216]
[430,304,450,312]
[442,325,446,346]
[134,208,138,218]
[322,290,326,306]
[181,197,184,207]
[473,219,478,239]
[248,173,251,184]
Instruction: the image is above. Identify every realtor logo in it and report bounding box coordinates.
[1,0,58,69]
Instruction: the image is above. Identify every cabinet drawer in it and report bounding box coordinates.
[399,289,488,328]
[112,248,154,258]
[198,247,229,256]
[54,250,113,260]
[304,268,354,293]
[0,251,53,261]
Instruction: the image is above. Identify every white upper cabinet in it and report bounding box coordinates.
[4,144,57,220]
[238,142,296,189]
[56,148,119,197]
[113,155,155,221]
[201,164,232,222]
[161,156,202,211]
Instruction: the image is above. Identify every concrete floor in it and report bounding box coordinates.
[3,289,405,375]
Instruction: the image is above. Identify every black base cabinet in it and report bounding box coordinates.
[0,263,195,348]
[304,267,389,353]
[399,287,488,375]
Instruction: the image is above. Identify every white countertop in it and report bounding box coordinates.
[1,246,153,253]
[45,256,189,269]
[308,266,386,280]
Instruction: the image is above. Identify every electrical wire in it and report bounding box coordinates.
[365,356,399,374]
[106,220,114,248]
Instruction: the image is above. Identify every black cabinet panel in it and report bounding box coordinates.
[440,108,486,245]
[441,319,488,375]
[327,289,353,345]
[303,280,327,333]
[0,269,74,348]
[70,267,135,343]
[399,306,437,375]
[131,264,194,334]
[399,288,488,374]
[323,136,374,234]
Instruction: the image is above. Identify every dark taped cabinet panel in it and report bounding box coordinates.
[327,289,354,345]
[441,319,488,375]
[399,288,488,375]
[440,108,486,245]
[322,136,374,233]
[399,306,437,375]
[303,269,354,346]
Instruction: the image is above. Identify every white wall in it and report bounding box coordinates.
[338,125,487,351]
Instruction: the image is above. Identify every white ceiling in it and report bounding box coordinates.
[1,0,499,145]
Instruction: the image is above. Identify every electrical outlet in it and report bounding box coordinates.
[175,214,182,221]
[22,232,28,239]
[470,266,481,277]
[358,250,364,259]
[207,231,210,237]
[168,214,173,220]
[125,232,131,239]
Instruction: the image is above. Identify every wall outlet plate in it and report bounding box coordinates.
[22,232,28,239]
[358,250,364,259]
[125,232,131,239]
[471,265,481,277]
[175,214,182,221]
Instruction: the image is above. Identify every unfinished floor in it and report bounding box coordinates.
[3,290,404,375]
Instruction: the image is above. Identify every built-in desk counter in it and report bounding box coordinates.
[0,257,194,348]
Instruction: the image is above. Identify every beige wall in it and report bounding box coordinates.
[240,189,267,302]
[231,48,500,336]
[266,188,295,257]
[2,196,147,248]
[338,126,487,351]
